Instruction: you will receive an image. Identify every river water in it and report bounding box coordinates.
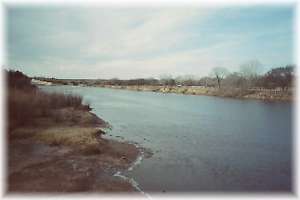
[41,85,293,193]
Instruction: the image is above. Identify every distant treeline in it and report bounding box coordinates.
[35,64,294,91]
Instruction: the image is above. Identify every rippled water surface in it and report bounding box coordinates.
[41,85,293,193]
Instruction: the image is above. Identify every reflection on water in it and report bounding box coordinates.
[41,85,292,192]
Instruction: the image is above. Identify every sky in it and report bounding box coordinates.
[6,5,295,79]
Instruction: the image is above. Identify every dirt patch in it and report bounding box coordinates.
[7,108,141,193]
[8,136,139,193]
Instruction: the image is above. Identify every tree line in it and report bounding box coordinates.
[210,61,294,90]
[36,61,294,91]
[99,62,294,91]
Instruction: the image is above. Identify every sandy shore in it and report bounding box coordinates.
[7,107,145,193]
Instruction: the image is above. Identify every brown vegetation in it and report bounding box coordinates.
[6,70,140,192]
[7,70,92,130]
[8,88,91,129]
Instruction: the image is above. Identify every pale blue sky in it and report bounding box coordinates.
[6,5,295,79]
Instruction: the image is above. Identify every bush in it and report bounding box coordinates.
[7,69,89,130]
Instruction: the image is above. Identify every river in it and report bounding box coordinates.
[40,85,293,193]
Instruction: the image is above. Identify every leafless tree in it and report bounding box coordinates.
[159,74,175,86]
[239,60,263,78]
[211,67,229,89]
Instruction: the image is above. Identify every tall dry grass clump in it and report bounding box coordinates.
[7,70,89,130]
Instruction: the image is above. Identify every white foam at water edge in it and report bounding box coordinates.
[113,171,151,198]
[128,154,143,171]
[128,144,144,171]
[113,142,151,198]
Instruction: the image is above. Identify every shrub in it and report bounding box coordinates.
[6,70,36,91]
[7,70,88,129]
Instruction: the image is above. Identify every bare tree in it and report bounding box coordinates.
[159,74,175,86]
[222,72,247,88]
[239,60,263,78]
[211,67,229,89]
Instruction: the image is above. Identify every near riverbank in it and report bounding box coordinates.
[8,109,142,192]
[7,70,144,193]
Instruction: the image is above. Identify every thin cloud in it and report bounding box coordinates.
[6,6,294,78]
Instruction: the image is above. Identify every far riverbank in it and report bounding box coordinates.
[98,85,293,102]
[33,78,293,102]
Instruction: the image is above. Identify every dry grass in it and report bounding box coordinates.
[7,69,106,155]
[10,127,106,155]
[7,69,87,130]
[8,88,90,130]
[9,128,40,140]
[34,127,106,154]
[34,127,96,144]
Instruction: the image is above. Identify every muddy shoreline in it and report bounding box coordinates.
[8,107,146,193]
